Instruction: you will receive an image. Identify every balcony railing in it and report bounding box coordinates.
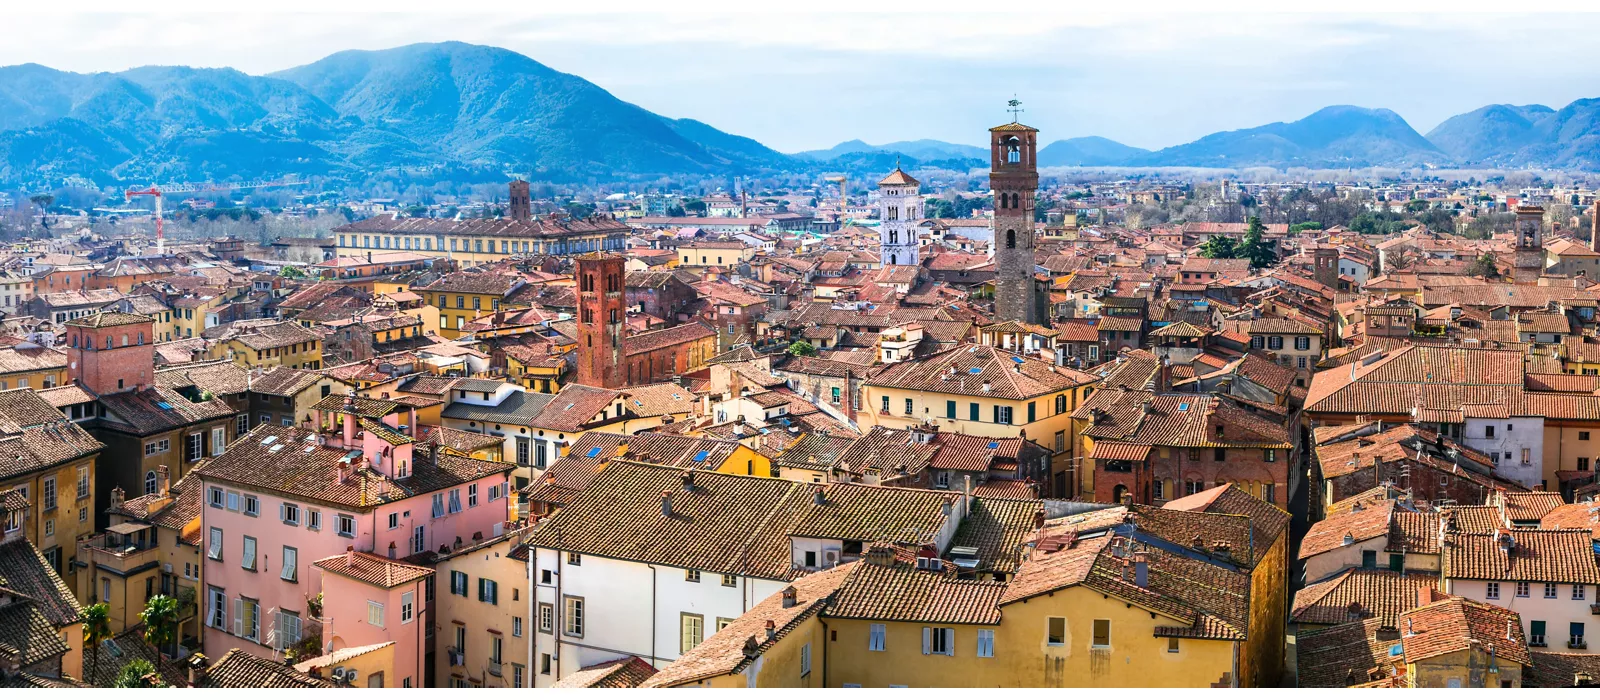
[488,660,503,677]
[1591,603,1600,616]
[82,534,161,571]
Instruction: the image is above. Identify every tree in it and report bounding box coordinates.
[1467,252,1499,278]
[1238,216,1278,269]
[113,659,167,688]
[786,340,817,357]
[1289,221,1323,234]
[1198,234,1237,260]
[683,199,707,216]
[140,594,180,659]
[666,204,686,217]
[29,194,54,232]
[280,266,306,279]
[83,602,110,679]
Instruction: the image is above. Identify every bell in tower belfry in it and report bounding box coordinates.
[990,103,1045,326]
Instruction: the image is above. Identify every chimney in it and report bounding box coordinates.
[765,618,778,640]
[865,543,895,567]
[110,486,125,511]
[616,439,629,458]
[1417,586,1445,609]
[680,469,697,491]
[781,586,798,609]
[812,485,826,506]
[187,654,208,688]
[1133,552,1149,587]
[345,545,354,566]
[1157,356,1172,392]
[661,489,674,518]
[156,465,170,498]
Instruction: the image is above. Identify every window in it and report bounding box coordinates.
[451,571,468,596]
[432,493,445,518]
[1362,550,1377,568]
[281,502,300,526]
[904,398,914,415]
[41,477,55,511]
[145,439,169,456]
[401,592,414,624]
[538,603,554,633]
[1267,336,1283,350]
[186,433,204,461]
[208,587,227,629]
[241,536,257,571]
[513,616,522,637]
[721,573,737,587]
[869,623,886,651]
[540,654,552,676]
[923,627,954,656]
[567,552,582,566]
[1486,582,1500,599]
[1264,449,1276,463]
[448,489,462,514]
[388,513,400,530]
[1092,619,1111,647]
[468,484,478,508]
[1153,480,1165,501]
[238,597,260,641]
[211,426,226,455]
[1531,620,1547,646]
[801,642,812,676]
[880,396,889,414]
[1517,581,1531,598]
[1485,425,1496,438]
[243,494,258,517]
[564,596,585,637]
[946,400,956,419]
[281,546,297,582]
[308,510,321,531]
[367,600,385,627]
[1047,617,1066,645]
[1168,638,1180,653]
[278,610,302,647]
[1546,583,1559,599]
[977,629,995,658]
[717,617,734,631]
[1262,483,1276,503]
[336,513,355,538]
[1214,447,1227,461]
[686,569,701,583]
[681,613,705,654]
[1294,336,1311,351]
[1573,622,1587,648]
[77,466,89,501]
[412,525,425,555]
[208,527,223,560]
[479,578,499,605]
[236,413,249,436]
[1581,458,1590,471]
[994,406,1012,424]
[1576,585,1588,601]
[1583,432,1592,441]
[969,403,979,421]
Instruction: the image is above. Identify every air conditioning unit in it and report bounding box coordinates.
[163,563,173,574]
[823,550,839,568]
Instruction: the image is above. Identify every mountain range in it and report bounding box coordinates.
[8,41,1600,190]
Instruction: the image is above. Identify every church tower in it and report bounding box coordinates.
[990,119,1044,325]
[877,166,921,267]
[1513,205,1545,285]
[575,253,626,389]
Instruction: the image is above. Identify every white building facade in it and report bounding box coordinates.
[877,168,921,267]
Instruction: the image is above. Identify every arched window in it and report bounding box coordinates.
[1005,136,1021,163]
[1006,230,1016,249]
[890,254,898,266]
[144,470,158,495]
[104,336,112,350]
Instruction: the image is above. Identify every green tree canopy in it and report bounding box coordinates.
[786,340,817,357]
[113,659,167,688]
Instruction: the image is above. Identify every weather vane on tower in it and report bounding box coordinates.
[1007,96,1024,122]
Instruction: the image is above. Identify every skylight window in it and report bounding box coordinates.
[987,442,999,450]
[261,436,278,445]
[969,367,983,374]
[156,401,173,410]
[1012,356,1025,364]
[585,446,603,458]
[693,450,710,462]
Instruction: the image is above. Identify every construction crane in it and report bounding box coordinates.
[123,178,307,255]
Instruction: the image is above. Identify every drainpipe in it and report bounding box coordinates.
[645,563,658,667]
[820,617,830,688]
[1232,641,1241,688]
[527,545,535,687]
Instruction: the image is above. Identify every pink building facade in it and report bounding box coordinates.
[198,394,514,678]
[314,550,432,688]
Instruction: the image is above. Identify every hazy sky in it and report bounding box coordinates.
[6,10,1600,153]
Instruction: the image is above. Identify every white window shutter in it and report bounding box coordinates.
[233,598,243,637]
[922,627,931,655]
[944,628,955,656]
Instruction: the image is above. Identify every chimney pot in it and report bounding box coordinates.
[661,489,674,518]
[345,545,354,566]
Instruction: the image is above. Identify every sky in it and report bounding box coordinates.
[6,8,1600,153]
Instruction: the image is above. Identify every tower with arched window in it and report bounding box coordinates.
[876,167,921,267]
[990,120,1045,325]
[574,253,626,389]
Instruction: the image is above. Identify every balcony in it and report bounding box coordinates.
[487,660,503,677]
[82,529,160,574]
[448,647,465,667]
[1591,603,1600,616]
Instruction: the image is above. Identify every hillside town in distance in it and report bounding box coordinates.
[1,115,1600,691]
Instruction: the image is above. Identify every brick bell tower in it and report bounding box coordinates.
[1512,205,1545,285]
[575,253,626,389]
[67,312,156,395]
[990,113,1045,325]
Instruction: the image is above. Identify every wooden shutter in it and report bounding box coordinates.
[922,627,931,655]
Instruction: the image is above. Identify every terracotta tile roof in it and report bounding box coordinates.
[625,321,716,357]
[970,478,1038,501]
[826,560,1005,624]
[525,461,810,580]
[439,390,554,425]
[773,433,855,473]
[247,366,324,397]
[621,382,696,418]
[1499,491,1565,522]
[97,385,237,437]
[155,359,251,396]
[521,432,628,507]
[1388,510,1442,555]
[1130,503,1258,569]
[203,319,319,351]
[1399,596,1530,667]
[310,393,405,418]
[0,538,83,628]
[1300,500,1395,560]
[1540,503,1600,539]
[787,482,955,544]
[1444,505,1507,534]
[85,625,190,688]
[1078,391,1292,449]
[1296,619,1394,687]
[623,432,741,471]
[1526,651,1600,687]
[528,384,624,432]
[198,649,335,688]
[336,211,627,238]
[928,432,1021,473]
[0,597,70,666]
[416,271,523,296]
[866,344,1091,401]
[1443,529,1600,584]
[0,390,104,482]
[313,550,434,588]
[34,383,94,409]
[554,656,659,688]
[422,426,503,455]
[64,311,152,328]
[946,497,1041,573]
[1292,567,1438,628]
[644,564,853,687]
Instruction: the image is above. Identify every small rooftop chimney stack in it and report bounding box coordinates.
[661,489,674,518]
